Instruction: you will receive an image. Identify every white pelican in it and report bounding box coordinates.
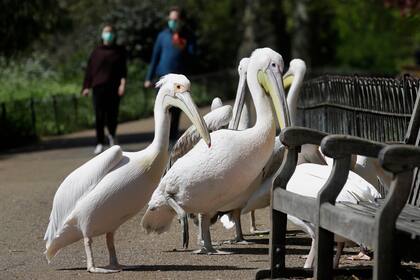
[286,163,381,268]
[43,74,210,273]
[163,58,250,249]
[141,48,290,254]
[220,59,327,241]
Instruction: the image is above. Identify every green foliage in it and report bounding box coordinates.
[103,1,167,62]
[0,55,79,102]
[180,0,246,71]
[0,0,70,58]
[330,0,420,73]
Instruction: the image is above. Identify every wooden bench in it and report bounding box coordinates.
[256,75,420,279]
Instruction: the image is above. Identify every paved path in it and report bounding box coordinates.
[0,104,275,280]
[1,104,418,279]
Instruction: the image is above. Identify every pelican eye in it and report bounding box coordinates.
[271,63,276,67]
[174,84,186,93]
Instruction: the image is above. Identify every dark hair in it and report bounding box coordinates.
[102,23,114,32]
[168,6,185,20]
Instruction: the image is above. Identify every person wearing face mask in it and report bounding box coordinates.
[82,24,127,155]
[144,6,196,146]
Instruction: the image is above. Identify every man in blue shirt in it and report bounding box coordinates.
[144,7,196,144]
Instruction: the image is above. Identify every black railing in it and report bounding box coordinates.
[0,70,237,149]
[297,74,420,142]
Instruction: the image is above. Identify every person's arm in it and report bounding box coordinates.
[82,49,95,96]
[118,48,128,96]
[118,78,126,96]
[145,32,162,87]
[186,32,196,56]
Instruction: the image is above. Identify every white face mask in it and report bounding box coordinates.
[101,32,114,42]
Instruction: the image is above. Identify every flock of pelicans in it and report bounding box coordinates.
[44,48,388,273]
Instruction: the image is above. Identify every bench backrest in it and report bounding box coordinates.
[297,74,420,206]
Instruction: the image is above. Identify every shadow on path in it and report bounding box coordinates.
[222,247,268,255]
[59,264,254,272]
[1,130,182,155]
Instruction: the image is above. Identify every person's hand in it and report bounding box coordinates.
[118,84,125,96]
[82,88,90,96]
[144,80,152,88]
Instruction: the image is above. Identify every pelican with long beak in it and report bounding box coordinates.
[44,74,210,273]
[218,59,325,240]
[142,48,290,254]
[164,58,250,249]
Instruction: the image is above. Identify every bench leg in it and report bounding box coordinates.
[373,232,398,280]
[315,227,334,280]
[270,208,287,278]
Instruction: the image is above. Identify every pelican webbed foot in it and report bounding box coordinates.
[198,239,220,246]
[84,233,124,273]
[346,251,372,261]
[222,237,255,245]
[249,227,270,235]
[88,266,121,273]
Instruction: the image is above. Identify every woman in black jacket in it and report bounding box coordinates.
[82,24,127,154]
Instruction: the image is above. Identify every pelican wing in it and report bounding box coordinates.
[44,145,123,246]
[167,105,232,168]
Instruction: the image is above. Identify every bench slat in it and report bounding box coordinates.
[319,203,375,246]
[273,188,317,223]
[338,201,420,238]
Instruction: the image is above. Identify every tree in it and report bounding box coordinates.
[0,0,69,58]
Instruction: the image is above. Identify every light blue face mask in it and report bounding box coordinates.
[168,19,177,31]
[101,32,114,42]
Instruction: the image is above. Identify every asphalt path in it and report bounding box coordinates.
[1,104,418,279]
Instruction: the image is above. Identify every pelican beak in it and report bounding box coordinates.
[257,67,291,129]
[168,92,211,147]
[228,72,247,130]
[282,71,294,91]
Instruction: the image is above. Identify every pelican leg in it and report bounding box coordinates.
[166,196,189,249]
[105,232,123,271]
[333,242,344,269]
[197,212,220,247]
[84,237,120,273]
[194,214,231,255]
[303,238,316,268]
[249,210,269,235]
[224,209,254,245]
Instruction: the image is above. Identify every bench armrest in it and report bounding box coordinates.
[320,135,387,159]
[379,144,420,173]
[280,127,329,148]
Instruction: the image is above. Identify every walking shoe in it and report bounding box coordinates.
[94,144,104,155]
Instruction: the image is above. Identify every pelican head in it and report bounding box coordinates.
[211,97,223,111]
[283,58,306,90]
[229,57,250,130]
[252,47,290,129]
[283,58,307,125]
[156,74,211,147]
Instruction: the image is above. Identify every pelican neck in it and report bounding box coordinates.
[287,72,303,126]
[246,69,275,133]
[150,95,171,151]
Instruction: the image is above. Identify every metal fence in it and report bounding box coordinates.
[0,70,237,149]
[297,74,420,142]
